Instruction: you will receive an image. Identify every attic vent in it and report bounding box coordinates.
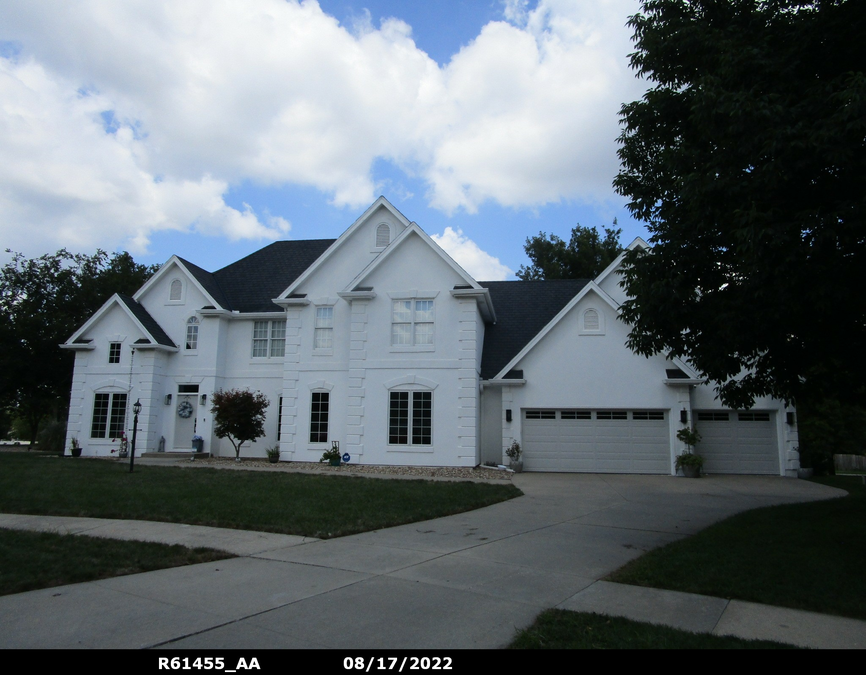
[584,309,599,331]
[376,223,391,248]
[169,279,183,301]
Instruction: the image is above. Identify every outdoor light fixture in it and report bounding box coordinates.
[130,399,142,473]
[680,409,688,424]
[505,409,512,422]
[201,394,207,405]
[787,412,796,426]
[164,394,172,405]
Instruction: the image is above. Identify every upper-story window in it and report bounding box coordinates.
[185,317,199,350]
[252,320,286,358]
[375,223,391,248]
[314,307,333,350]
[392,300,434,346]
[108,342,121,364]
[169,279,183,302]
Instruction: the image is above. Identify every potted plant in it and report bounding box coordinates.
[192,434,204,453]
[320,442,341,467]
[506,439,523,473]
[70,437,82,458]
[110,432,128,458]
[675,426,703,477]
[266,445,281,464]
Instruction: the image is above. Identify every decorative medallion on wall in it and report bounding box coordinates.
[177,400,194,418]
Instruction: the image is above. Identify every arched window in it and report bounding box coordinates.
[375,223,391,248]
[185,317,199,350]
[584,309,599,331]
[169,279,183,301]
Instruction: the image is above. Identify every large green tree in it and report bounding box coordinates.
[517,224,623,280]
[0,250,158,445]
[614,0,866,410]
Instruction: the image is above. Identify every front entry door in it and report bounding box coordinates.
[173,391,199,451]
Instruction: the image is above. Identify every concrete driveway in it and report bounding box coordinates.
[0,474,844,649]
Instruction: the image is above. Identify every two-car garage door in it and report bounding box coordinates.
[522,409,670,474]
[522,408,780,475]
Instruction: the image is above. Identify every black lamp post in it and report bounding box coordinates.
[129,398,142,473]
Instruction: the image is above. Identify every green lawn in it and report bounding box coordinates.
[0,453,521,538]
[509,610,794,649]
[0,528,230,596]
[608,476,866,620]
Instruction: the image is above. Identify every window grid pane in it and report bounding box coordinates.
[186,325,198,350]
[109,394,127,438]
[389,392,409,444]
[310,392,329,443]
[411,392,432,445]
[108,342,121,364]
[314,328,333,350]
[91,393,109,438]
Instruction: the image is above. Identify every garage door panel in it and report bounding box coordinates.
[523,410,670,474]
[696,411,778,475]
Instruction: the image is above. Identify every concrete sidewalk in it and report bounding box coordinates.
[0,474,862,649]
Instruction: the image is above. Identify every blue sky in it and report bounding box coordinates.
[0,0,648,279]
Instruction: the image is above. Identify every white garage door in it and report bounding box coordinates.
[695,411,779,474]
[523,409,670,474]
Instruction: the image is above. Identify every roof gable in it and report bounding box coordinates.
[133,257,224,310]
[488,281,620,380]
[344,223,481,292]
[66,293,176,348]
[478,279,589,380]
[278,196,411,299]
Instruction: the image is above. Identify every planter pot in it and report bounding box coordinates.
[510,460,524,473]
[70,447,82,458]
[191,439,204,453]
[682,465,701,478]
[268,455,279,464]
[328,457,341,467]
[797,467,814,479]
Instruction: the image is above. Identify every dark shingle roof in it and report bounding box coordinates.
[176,257,232,310]
[117,294,176,347]
[210,239,335,312]
[478,279,590,380]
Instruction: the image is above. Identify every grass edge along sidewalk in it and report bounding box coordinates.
[0,452,521,538]
[607,475,866,621]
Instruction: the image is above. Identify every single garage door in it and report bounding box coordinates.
[695,411,779,474]
[523,409,670,474]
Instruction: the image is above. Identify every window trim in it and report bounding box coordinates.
[388,390,433,447]
[313,305,334,353]
[390,299,435,350]
[309,391,330,444]
[90,392,128,439]
[251,319,287,359]
[185,317,199,351]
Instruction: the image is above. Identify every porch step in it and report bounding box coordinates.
[140,452,209,460]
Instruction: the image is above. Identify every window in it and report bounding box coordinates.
[185,317,199,350]
[560,411,591,420]
[309,392,329,443]
[738,412,770,422]
[698,412,730,422]
[108,342,121,364]
[169,279,183,301]
[392,300,434,346]
[375,223,391,247]
[596,411,627,420]
[252,320,286,357]
[526,410,556,420]
[91,393,127,439]
[632,411,665,421]
[389,391,432,445]
[314,307,333,350]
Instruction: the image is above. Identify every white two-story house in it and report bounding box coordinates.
[62,197,800,476]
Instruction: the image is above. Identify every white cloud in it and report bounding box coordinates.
[0,0,643,253]
[431,227,512,281]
